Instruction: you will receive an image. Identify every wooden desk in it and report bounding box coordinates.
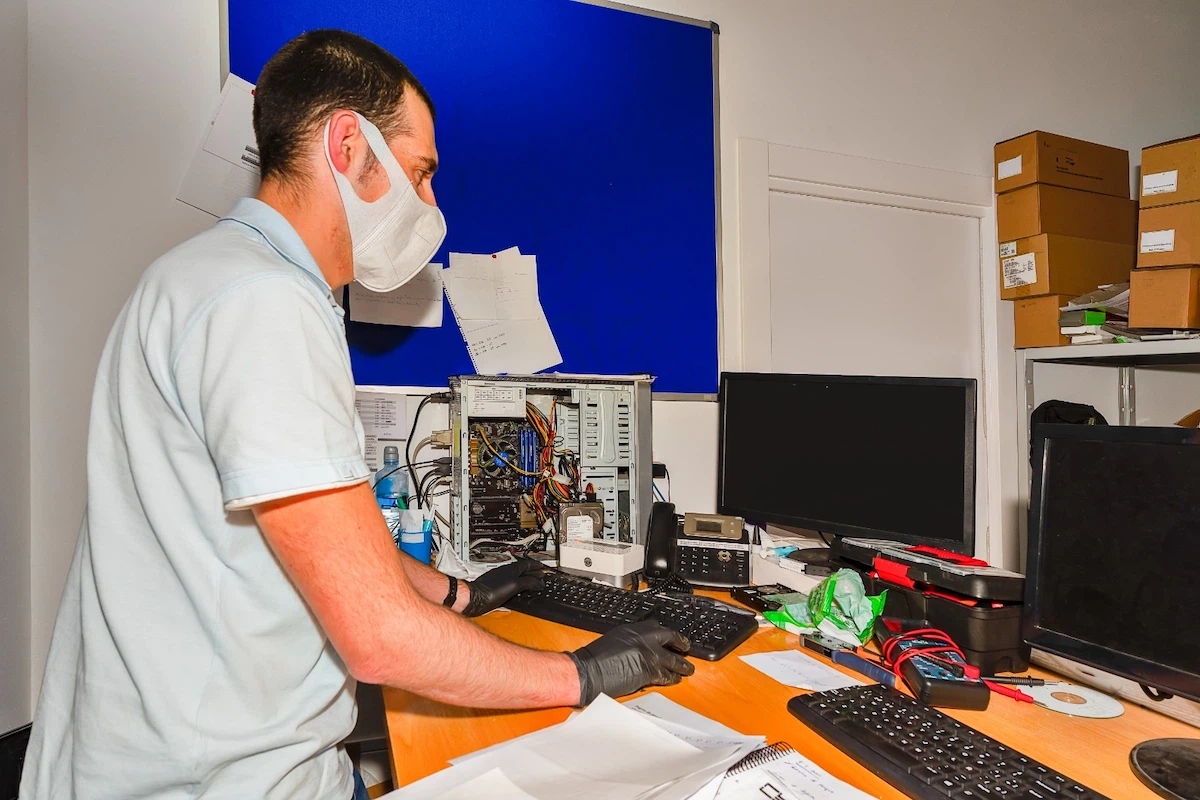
[382,606,1198,797]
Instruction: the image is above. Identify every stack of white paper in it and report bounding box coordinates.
[443,247,562,375]
[384,694,763,800]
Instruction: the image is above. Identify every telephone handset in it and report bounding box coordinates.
[645,501,679,581]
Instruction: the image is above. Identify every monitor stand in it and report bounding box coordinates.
[1131,738,1200,799]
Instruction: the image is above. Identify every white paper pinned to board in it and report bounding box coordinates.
[999,241,1017,258]
[177,74,260,218]
[1002,252,1038,288]
[444,247,562,375]
[445,250,541,322]
[1141,229,1176,254]
[348,263,444,328]
[997,155,1022,181]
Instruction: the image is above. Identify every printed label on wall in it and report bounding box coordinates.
[1141,229,1176,254]
[1002,253,1037,289]
[997,155,1022,181]
[999,241,1018,258]
[1142,170,1179,197]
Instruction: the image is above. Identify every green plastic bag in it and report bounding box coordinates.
[807,569,887,645]
[762,570,886,645]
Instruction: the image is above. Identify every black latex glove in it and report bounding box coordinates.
[567,620,695,706]
[462,557,545,618]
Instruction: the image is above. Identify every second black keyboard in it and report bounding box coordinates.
[503,569,759,660]
[788,684,1108,799]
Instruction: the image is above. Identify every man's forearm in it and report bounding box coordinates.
[398,552,470,614]
[365,595,580,708]
[256,483,578,709]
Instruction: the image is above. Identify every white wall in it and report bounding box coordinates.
[27,0,221,700]
[0,0,31,733]
[21,0,1200,698]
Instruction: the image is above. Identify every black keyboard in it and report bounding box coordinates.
[504,569,759,660]
[789,685,1108,799]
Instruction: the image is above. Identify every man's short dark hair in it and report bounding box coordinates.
[253,29,435,186]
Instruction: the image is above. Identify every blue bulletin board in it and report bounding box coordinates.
[229,0,719,393]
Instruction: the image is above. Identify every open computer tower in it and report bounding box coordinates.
[449,375,653,566]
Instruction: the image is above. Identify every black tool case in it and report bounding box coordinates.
[834,538,1031,674]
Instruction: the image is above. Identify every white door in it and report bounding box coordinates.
[768,192,982,378]
[735,140,1006,564]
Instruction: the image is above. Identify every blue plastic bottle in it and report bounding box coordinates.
[373,446,408,544]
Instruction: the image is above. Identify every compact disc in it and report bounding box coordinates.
[1025,683,1124,718]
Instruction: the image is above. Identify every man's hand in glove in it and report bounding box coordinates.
[568,620,695,705]
[462,557,545,618]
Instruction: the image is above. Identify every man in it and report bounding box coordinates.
[22,29,692,800]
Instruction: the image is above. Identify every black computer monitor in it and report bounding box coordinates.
[1026,423,1200,797]
[717,372,977,554]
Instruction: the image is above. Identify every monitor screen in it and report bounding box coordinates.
[717,373,976,553]
[1026,425,1200,703]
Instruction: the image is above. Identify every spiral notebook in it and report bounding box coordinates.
[715,742,873,799]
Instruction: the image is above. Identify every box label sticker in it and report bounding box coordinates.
[999,241,1018,258]
[1002,253,1037,289]
[1141,229,1176,253]
[997,155,1022,181]
[1142,170,1179,197]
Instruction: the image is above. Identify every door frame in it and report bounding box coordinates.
[734,138,1009,565]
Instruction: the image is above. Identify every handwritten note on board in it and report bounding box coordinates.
[444,248,561,374]
[348,262,444,328]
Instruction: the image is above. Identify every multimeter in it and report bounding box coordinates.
[882,634,991,710]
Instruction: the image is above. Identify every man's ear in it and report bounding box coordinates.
[327,110,361,177]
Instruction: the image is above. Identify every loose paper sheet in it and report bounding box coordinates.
[177,74,260,218]
[348,263,444,328]
[444,248,561,375]
[355,390,407,472]
[439,768,536,800]
[445,250,541,322]
[392,695,751,800]
[739,651,863,692]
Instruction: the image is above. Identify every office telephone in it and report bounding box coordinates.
[645,502,751,589]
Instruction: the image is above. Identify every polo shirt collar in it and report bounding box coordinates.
[220,198,331,292]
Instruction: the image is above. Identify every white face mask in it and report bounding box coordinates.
[324,112,447,293]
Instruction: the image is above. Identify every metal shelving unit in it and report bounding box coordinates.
[1016,338,1200,568]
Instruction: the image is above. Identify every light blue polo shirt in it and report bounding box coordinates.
[22,199,372,800]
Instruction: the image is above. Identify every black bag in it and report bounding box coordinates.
[1029,400,1108,468]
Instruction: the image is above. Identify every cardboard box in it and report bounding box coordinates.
[997,184,1137,245]
[1130,266,1200,329]
[1014,295,1071,349]
[1140,134,1200,209]
[998,234,1134,301]
[1137,201,1200,268]
[995,131,1130,198]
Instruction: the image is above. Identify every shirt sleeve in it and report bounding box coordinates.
[175,275,370,510]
